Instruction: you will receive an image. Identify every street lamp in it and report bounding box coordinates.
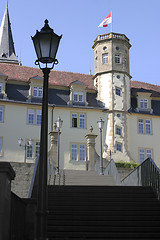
[56,116,63,175]
[97,117,104,175]
[31,19,62,240]
[18,138,32,162]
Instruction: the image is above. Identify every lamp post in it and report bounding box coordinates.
[18,138,32,162]
[56,116,63,175]
[32,19,62,240]
[97,117,104,175]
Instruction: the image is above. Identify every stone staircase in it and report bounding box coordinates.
[47,185,160,239]
[63,170,115,186]
[51,170,115,186]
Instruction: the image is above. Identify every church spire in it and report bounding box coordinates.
[0,2,19,64]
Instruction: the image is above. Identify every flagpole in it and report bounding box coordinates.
[111,10,113,32]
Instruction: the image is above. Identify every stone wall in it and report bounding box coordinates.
[11,162,35,198]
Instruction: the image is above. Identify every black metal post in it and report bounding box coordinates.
[36,67,50,240]
[100,128,103,175]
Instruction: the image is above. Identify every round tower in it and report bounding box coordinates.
[92,33,132,162]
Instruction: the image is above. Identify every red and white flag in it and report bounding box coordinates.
[98,12,112,27]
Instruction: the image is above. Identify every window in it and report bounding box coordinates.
[26,140,40,159]
[71,144,78,161]
[79,144,86,161]
[146,149,152,159]
[28,109,42,125]
[0,106,4,122]
[138,119,151,135]
[35,142,40,157]
[36,110,42,125]
[27,142,33,158]
[71,144,86,161]
[71,113,86,129]
[145,120,151,134]
[139,149,145,163]
[116,127,122,136]
[28,109,35,125]
[72,113,78,128]
[0,137,3,156]
[124,58,127,67]
[138,119,144,134]
[73,92,84,102]
[116,88,121,96]
[33,86,43,97]
[115,54,120,64]
[102,53,108,64]
[79,114,85,129]
[140,99,148,109]
[116,142,122,152]
[139,148,152,163]
[0,83,2,93]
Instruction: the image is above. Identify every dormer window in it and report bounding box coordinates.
[33,86,43,97]
[73,92,84,103]
[69,80,88,106]
[140,99,148,109]
[136,90,153,114]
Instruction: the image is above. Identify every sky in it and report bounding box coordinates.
[0,0,160,85]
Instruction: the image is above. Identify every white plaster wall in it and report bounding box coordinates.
[128,114,160,168]
[98,73,112,109]
[0,102,52,163]
[52,107,108,170]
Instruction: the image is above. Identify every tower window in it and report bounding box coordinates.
[116,46,119,50]
[116,126,122,136]
[102,53,108,64]
[116,87,121,96]
[116,142,122,152]
[115,54,121,64]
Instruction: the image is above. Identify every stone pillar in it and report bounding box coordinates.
[0,162,15,240]
[49,123,58,170]
[85,126,97,171]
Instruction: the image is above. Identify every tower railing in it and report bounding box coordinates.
[94,32,130,43]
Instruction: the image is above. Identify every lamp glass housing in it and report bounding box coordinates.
[32,19,62,64]
[18,138,23,146]
[56,117,63,129]
[97,118,104,130]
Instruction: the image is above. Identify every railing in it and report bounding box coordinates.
[122,158,160,200]
[94,32,130,43]
[10,192,26,240]
[28,155,39,198]
[104,159,121,185]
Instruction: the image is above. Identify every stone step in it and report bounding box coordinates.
[63,170,115,186]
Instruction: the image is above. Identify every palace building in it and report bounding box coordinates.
[0,4,160,170]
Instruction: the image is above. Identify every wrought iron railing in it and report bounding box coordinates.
[122,158,160,200]
[10,192,26,240]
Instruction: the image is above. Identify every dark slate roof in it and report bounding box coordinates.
[6,83,29,102]
[4,83,102,109]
